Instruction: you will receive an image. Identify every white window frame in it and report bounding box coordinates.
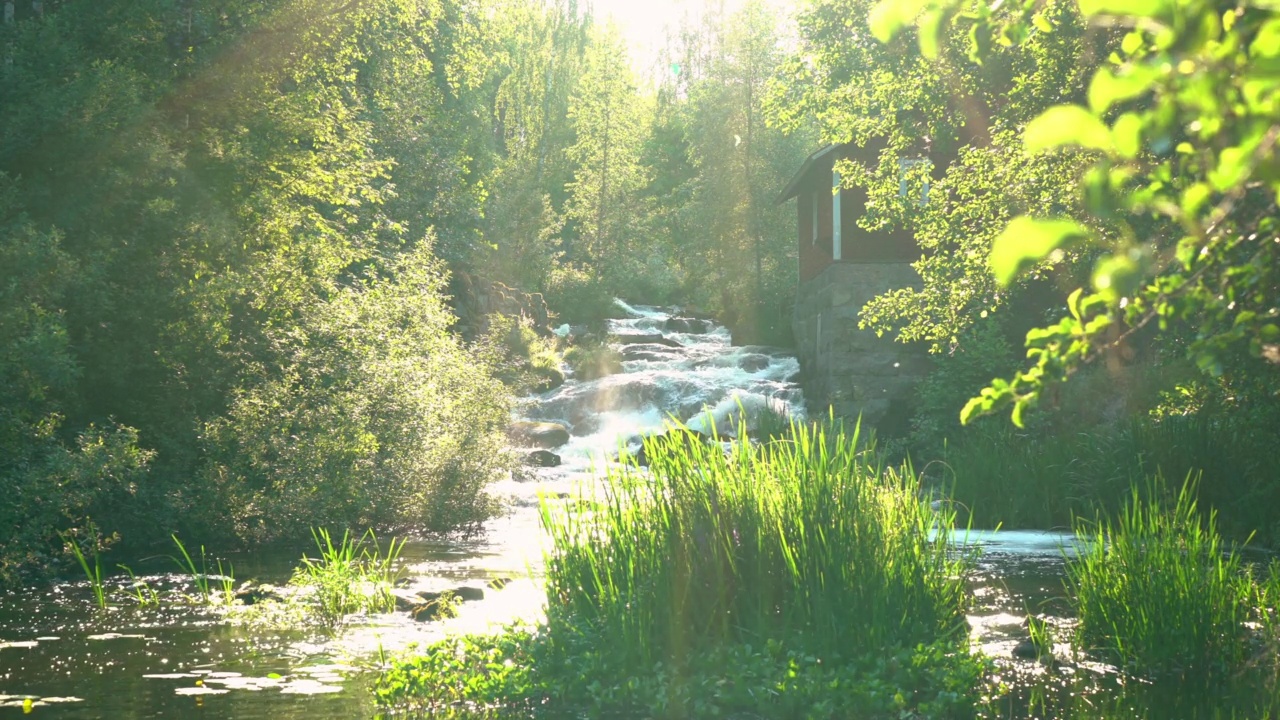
[898,157,931,206]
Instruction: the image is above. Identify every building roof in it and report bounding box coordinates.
[775,143,840,204]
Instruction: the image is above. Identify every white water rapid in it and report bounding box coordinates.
[521,300,806,475]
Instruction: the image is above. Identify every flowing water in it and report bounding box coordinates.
[0,304,1270,718]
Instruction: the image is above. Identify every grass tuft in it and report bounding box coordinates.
[1067,475,1265,676]
[542,417,970,668]
[291,528,404,630]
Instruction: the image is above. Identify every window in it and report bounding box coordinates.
[898,157,931,206]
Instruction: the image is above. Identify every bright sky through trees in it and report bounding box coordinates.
[590,0,792,74]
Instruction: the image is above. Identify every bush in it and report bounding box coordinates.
[1067,476,1271,676]
[542,265,617,330]
[201,250,512,543]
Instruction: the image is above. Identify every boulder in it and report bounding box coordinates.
[411,599,452,622]
[664,317,712,334]
[523,449,561,468]
[531,365,566,392]
[417,586,485,603]
[451,586,486,602]
[613,333,681,348]
[508,421,570,449]
[738,354,770,372]
[786,371,802,384]
[392,589,425,613]
[234,582,285,605]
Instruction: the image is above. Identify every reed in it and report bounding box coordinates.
[292,528,405,630]
[1066,475,1257,675]
[117,564,160,607]
[63,532,106,609]
[540,417,969,669]
[170,535,233,604]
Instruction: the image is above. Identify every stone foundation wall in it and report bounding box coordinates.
[792,262,928,434]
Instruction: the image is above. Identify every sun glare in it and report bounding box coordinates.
[588,0,791,74]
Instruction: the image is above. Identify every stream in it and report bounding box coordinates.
[0,303,1270,718]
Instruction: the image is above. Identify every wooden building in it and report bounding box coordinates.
[777,140,931,434]
[777,140,924,282]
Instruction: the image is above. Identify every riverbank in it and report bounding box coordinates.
[377,429,1280,719]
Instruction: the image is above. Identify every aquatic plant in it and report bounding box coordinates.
[542,417,969,667]
[374,626,988,718]
[375,420,986,717]
[291,528,405,630]
[171,535,234,604]
[62,530,106,609]
[117,565,160,607]
[1025,613,1055,663]
[1067,475,1263,676]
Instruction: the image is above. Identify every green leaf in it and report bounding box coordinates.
[1121,31,1144,55]
[1067,287,1085,321]
[1077,0,1172,19]
[1181,183,1211,218]
[869,0,930,43]
[1024,105,1113,153]
[1209,144,1253,191]
[1176,235,1201,269]
[990,217,1092,286]
[918,10,946,59]
[1112,113,1143,158]
[1088,65,1161,113]
[959,395,986,425]
[1092,253,1140,301]
[1251,19,1280,58]
[1033,14,1053,32]
[1011,399,1028,428]
[968,22,992,65]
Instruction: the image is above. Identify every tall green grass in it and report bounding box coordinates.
[62,532,106,609]
[291,528,405,630]
[1067,476,1268,675]
[540,418,969,668]
[939,414,1280,544]
[171,535,235,604]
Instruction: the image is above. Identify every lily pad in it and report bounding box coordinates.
[174,686,228,696]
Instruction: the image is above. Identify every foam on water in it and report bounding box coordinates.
[516,304,804,470]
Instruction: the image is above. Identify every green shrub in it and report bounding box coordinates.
[1067,476,1267,676]
[201,250,511,543]
[375,421,985,718]
[542,265,617,330]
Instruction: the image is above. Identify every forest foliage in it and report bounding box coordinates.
[0,0,811,582]
[4,0,1279,583]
